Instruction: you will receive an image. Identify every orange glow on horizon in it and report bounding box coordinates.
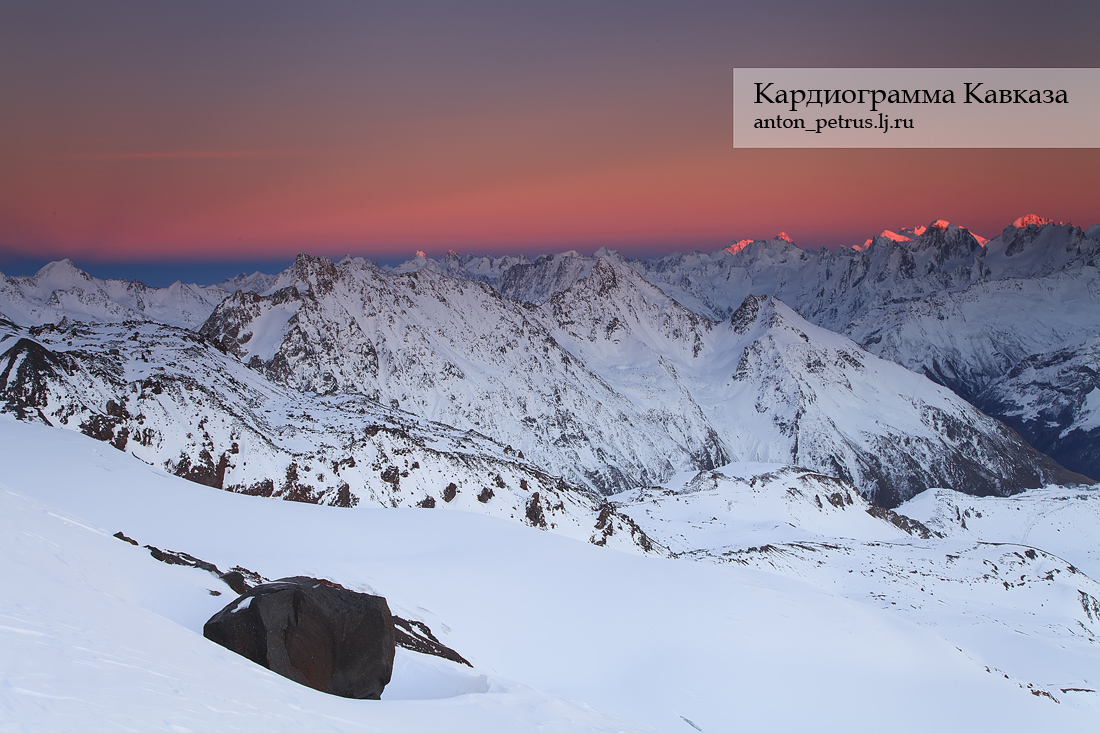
[3,143,1097,263]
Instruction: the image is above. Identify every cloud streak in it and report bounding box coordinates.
[65,149,327,162]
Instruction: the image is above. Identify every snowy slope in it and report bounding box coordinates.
[3,418,1097,732]
[0,427,648,732]
[901,485,1100,578]
[618,465,1100,710]
[0,318,652,553]
[610,463,915,555]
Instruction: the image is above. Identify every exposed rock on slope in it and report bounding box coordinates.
[0,318,655,553]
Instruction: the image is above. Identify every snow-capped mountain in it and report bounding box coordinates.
[6,215,1096,500]
[843,219,1100,404]
[386,216,1099,479]
[200,254,729,495]
[692,295,1082,506]
[392,218,1097,406]
[975,335,1100,481]
[0,317,653,553]
[197,254,1081,506]
[214,270,280,295]
[0,259,230,329]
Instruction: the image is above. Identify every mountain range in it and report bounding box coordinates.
[3,215,1096,508]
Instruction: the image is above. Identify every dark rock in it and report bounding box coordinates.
[525,492,547,527]
[0,338,78,420]
[333,482,358,508]
[392,616,471,667]
[203,576,395,699]
[228,565,268,588]
[866,506,943,539]
[219,570,251,595]
[144,544,219,574]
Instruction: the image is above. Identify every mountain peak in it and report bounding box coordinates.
[725,235,800,257]
[1011,214,1055,229]
[729,293,780,334]
[879,229,912,243]
[287,254,339,294]
[726,239,755,255]
[34,259,90,283]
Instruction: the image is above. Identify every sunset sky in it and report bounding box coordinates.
[2,1,1098,284]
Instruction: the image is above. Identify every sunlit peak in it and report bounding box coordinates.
[1012,214,1055,229]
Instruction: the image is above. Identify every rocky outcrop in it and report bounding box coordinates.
[203,576,395,699]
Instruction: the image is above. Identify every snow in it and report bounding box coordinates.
[3,418,1098,730]
[1079,388,1100,432]
[878,229,912,242]
[237,303,298,361]
[900,485,1100,578]
[3,215,1100,729]
[0,260,229,329]
[1012,214,1056,229]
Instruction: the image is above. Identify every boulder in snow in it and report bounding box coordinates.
[203,576,395,699]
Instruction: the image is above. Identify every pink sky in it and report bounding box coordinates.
[1,2,1097,267]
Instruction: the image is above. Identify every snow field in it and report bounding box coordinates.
[2,419,1096,731]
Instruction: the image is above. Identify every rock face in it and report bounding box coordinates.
[203,576,395,699]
